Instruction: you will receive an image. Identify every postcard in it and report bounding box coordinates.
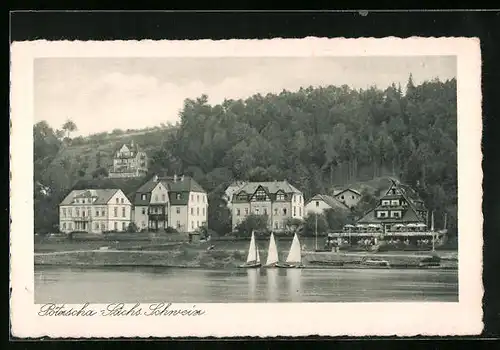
[10,37,483,337]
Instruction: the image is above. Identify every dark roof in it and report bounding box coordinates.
[159,176,206,193]
[357,181,426,224]
[60,189,120,205]
[71,177,148,201]
[113,142,142,158]
[307,194,349,210]
[334,188,361,197]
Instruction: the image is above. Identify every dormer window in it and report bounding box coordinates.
[141,194,147,201]
[276,191,285,201]
[255,189,267,201]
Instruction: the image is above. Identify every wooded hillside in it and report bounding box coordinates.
[34,75,458,235]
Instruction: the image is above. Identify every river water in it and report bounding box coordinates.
[34,266,458,303]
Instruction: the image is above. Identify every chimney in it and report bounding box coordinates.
[174,174,177,183]
[152,174,158,182]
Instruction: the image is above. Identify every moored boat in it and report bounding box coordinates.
[239,231,261,268]
[276,233,304,268]
[263,232,279,268]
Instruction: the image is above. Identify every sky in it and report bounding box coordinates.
[34,56,456,136]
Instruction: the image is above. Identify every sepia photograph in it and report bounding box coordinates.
[10,38,483,337]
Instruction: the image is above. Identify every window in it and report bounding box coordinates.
[116,198,119,204]
[95,223,99,230]
[162,194,166,201]
[95,210,99,217]
[63,223,66,229]
[197,194,200,202]
[176,207,180,214]
[299,208,302,216]
[120,198,124,204]
[142,208,146,215]
[191,221,194,229]
[391,211,401,218]
[101,223,105,231]
[76,208,80,216]
[122,222,126,231]
[283,208,287,215]
[197,207,200,215]
[114,208,118,217]
[255,189,267,201]
[274,221,279,229]
[102,209,106,217]
[114,222,118,230]
[236,208,241,216]
[176,194,181,200]
[264,208,267,215]
[82,210,86,217]
[274,208,278,215]
[203,207,205,216]
[191,194,194,201]
[75,199,79,204]
[391,200,399,206]
[122,207,126,217]
[62,208,66,217]
[293,206,296,216]
[351,196,355,199]
[190,208,194,215]
[203,196,205,203]
[382,200,390,206]
[391,189,396,194]
[69,208,72,216]
[377,211,388,218]
[316,201,319,207]
[341,195,345,200]
[276,192,285,201]
[244,208,249,215]
[141,194,147,200]
[255,208,260,214]
[176,221,181,229]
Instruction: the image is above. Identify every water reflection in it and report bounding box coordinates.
[286,269,302,302]
[247,268,259,301]
[266,268,279,302]
[35,266,458,303]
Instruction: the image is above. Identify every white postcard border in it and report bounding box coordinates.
[10,37,483,338]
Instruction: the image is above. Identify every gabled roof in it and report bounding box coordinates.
[71,177,148,201]
[357,205,423,224]
[334,188,361,197]
[60,189,120,205]
[159,176,206,193]
[307,194,349,210]
[114,142,142,158]
[236,180,302,196]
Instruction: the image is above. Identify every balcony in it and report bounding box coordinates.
[149,214,168,221]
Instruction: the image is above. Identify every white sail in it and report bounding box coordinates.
[286,233,302,263]
[265,233,279,266]
[246,231,258,263]
[256,241,261,263]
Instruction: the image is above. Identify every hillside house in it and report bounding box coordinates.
[230,180,304,232]
[108,140,148,178]
[59,189,133,233]
[333,188,361,208]
[224,181,247,210]
[132,174,208,233]
[305,194,349,215]
[354,180,428,234]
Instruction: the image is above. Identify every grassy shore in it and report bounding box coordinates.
[34,236,457,270]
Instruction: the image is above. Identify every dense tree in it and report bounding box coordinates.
[235,214,269,236]
[62,119,77,139]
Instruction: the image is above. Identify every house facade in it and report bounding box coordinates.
[132,174,208,232]
[59,189,133,234]
[356,181,428,233]
[230,180,304,231]
[333,188,362,208]
[305,194,349,215]
[108,141,148,178]
[224,181,247,210]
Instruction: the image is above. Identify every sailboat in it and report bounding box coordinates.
[276,233,304,268]
[263,232,279,268]
[239,231,261,268]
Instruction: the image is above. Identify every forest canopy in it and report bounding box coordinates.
[34,76,458,235]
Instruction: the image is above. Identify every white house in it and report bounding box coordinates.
[333,188,362,208]
[59,189,133,233]
[305,194,349,215]
[108,141,148,178]
[132,174,208,233]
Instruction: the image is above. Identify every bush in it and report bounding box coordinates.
[127,222,139,233]
[165,226,179,234]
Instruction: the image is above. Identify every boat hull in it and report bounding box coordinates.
[276,262,304,269]
[263,262,279,268]
[238,262,261,268]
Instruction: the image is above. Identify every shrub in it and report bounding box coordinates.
[127,222,139,233]
[165,226,179,234]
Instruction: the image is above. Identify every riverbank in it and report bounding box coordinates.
[34,244,458,270]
